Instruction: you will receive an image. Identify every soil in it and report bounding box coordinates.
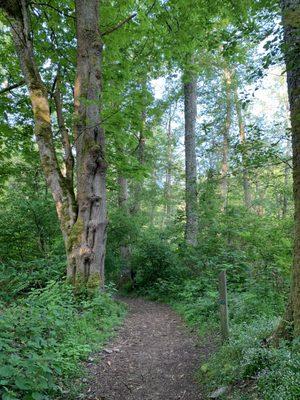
[82,297,215,400]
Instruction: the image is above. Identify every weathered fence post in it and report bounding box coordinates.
[218,270,229,341]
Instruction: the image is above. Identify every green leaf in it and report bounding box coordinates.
[31,392,45,400]
[14,376,31,390]
[0,366,15,378]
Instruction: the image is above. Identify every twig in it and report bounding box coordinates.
[0,80,25,94]
[101,13,137,37]
[31,2,75,20]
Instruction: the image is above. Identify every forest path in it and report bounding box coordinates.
[83,297,212,400]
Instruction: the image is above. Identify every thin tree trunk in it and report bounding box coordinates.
[255,179,265,217]
[150,169,157,225]
[131,116,146,215]
[165,110,173,218]
[118,175,131,279]
[283,163,290,217]
[0,1,77,244]
[183,66,198,246]
[276,0,300,339]
[220,68,232,211]
[233,83,251,209]
[53,69,75,186]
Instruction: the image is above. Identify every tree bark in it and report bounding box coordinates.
[220,68,232,211]
[233,82,251,209]
[72,0,108,287]
[277,0,300,339]
[183,68,198,246]
[283,163,290,217]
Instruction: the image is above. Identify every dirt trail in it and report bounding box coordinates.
[83,298,212,400]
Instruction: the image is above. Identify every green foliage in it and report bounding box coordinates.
[0,282,125,400]
[130,232,186,295]
[0,256,66,303]
[0,160,63,263]
[125,198,293,400]
[201,319,300,400]
[0,1,295,399]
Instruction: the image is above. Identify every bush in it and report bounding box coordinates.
[158,264,293,400]
[131,234,186,294]
[257,346,300,400]
[0,256,66,303]
[201,317,300,400]
[0,282,125,400]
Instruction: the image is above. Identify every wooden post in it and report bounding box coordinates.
[218,270,229,341]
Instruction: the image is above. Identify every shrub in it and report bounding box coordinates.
[199,315,300,400]
[0,282,125,400]
[131,235,186,293]
[0,256,66,303]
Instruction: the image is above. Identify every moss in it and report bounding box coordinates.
[67,217,84,252]
[87,273,102,289]
[71,272,102,297]
[83,139,101,156]
[284,9,300,27]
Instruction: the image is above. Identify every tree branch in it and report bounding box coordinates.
[0,80,25,94]
[31,2,75,20]
[101,13,137,37]
[53,69,75,185]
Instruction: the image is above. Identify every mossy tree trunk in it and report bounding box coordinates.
[0,0,77,241]
[71,0,107,288]
[277,0,300,339]
[1,0,107,288]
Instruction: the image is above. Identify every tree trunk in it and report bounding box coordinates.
[0,1,77,245]
[131,121,146,215]
[233,83,251,209]
[1,0,107,288]
[220,68,232,211]
[183,68,198,246]
[283,163,290,217]
[150,169,157,225]
[118,175,131,279]
[53,69,75,187]
[165,110,173,218]
[255,179,265,217]
[276,0,300,339]
[71,0,108,287]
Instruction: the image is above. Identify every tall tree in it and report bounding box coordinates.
[277,0,300,339]
[117,175,131,279]
[233,78,251,209]
[165,108,174,218]
[220,67,232,211]
[183,60,198,246]
[0,0,107,287]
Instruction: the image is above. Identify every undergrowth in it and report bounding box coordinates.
[0,281,125,400]
[124,229,298,400]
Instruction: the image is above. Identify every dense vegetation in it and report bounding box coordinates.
[0,0,299,399]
